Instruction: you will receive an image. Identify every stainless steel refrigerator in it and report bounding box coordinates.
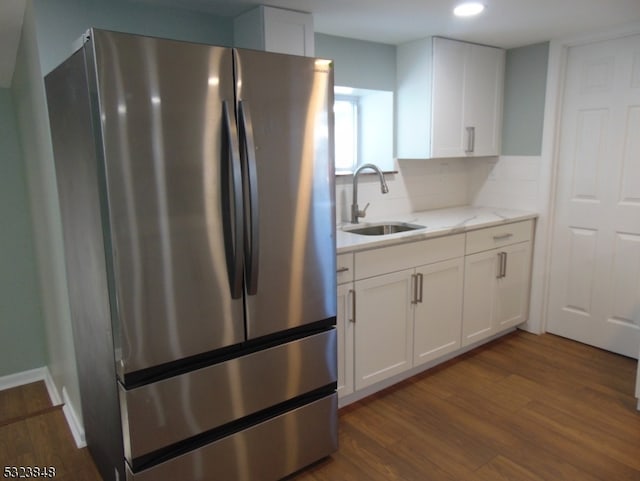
[45,29,337,481]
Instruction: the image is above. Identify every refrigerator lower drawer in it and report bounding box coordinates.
[126,393,338,481]
[120,329,336,463]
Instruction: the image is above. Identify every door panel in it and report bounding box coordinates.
[462,250,499,346]
[354,270,413,389]
[414,258,464,366]
[92,31,244,375]
[234,49,336,339]
[495,242,532,330]
[548,34,640,357]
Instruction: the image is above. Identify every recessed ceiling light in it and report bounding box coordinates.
[453,2,485,17]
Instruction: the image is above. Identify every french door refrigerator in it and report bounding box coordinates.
[45,29,337,481]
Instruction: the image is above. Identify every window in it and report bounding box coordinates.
[333,86,394,174]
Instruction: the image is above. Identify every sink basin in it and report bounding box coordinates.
[343,222,425,236]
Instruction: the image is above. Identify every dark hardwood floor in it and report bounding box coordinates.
[2,331,638,481]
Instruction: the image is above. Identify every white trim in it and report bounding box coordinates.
[538,23,640,335]
[62,386,86,448]
[0,367,86,448]
[0,366,49,391]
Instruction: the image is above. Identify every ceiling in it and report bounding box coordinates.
[2,0,640,88]
[134,0,640,48]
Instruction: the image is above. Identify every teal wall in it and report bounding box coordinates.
[34,0,233,75]
[315,33,396,91]
[0,88,47,377]
[502,42,549,156]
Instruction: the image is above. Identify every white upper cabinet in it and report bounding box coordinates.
[233,6,315,57]
[397,37,505,159]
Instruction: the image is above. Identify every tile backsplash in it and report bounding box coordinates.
[335,155,541,224]
[335,158,470,223]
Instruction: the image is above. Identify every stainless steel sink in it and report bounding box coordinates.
[343,222,425,236]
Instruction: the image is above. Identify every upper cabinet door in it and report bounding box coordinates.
[431,37,467,158]
[397,37,505,159]
[234,6,315,57]
[465,43,505,157]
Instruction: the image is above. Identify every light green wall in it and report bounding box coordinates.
[0,88,47,377]
[315,33,396,91]
[502,42,549,156]
[34,0,233,75]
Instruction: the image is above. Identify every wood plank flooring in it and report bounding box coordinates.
[1,331,638,481]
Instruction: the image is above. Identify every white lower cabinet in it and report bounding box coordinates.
[339,218,534,404]
[336,254,355,398]
[462,221,533,347]
[354,269,414,390]
[413,257,464,366]
[336,283,355,397]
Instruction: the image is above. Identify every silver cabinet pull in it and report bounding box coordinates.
[493,233,514,241]
[349,289,356,323]
[502,252,508,278]
[411,274,419,304]
[417,273,424,304]
[465,126,475,153]
[496,252,507,278]
[337,267,350,274]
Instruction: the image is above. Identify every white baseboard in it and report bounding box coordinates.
[0,367,50,391]
[0,367,86,449]
[61,386,86,448]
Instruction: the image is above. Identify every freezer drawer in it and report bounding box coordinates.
[126,393,338,481]
[120,329,336,463]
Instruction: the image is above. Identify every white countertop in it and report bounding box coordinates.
[336,205,538,254]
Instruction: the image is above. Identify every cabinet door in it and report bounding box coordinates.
[336,283,355,397]
[495,242,532,330]
[462,250,501,346]
[354,269,413,390]
[414,258,464,366]
[465,44,505,156]
[431,37,467,158]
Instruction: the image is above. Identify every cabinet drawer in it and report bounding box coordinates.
[355,233,465,280]
[336,253,354,284]
[465,220,533,255]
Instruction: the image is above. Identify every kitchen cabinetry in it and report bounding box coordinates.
[353,234,465,390]
[336,254,354,397]
[413,258,464,366]
[397,36,505,159]
[233,6,315,57]
[462,221,534,347]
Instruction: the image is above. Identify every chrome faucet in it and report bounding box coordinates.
[351,163,389,224]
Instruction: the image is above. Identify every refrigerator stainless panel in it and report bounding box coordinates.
[126,393,338,481]
[235,49,337,339]
[120,329,337,462]
[91,31,245,375]
[46,46,126,481]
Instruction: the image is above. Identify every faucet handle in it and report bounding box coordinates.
[358,202,370,218]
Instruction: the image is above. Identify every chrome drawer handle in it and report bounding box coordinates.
[493,233,514,241]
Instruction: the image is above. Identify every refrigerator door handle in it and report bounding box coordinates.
[222,100,244,299]
[239,100,260,295]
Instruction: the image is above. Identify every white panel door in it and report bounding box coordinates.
[354,269,413,390]
[413,258,464,366]
[547,34,640,358]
